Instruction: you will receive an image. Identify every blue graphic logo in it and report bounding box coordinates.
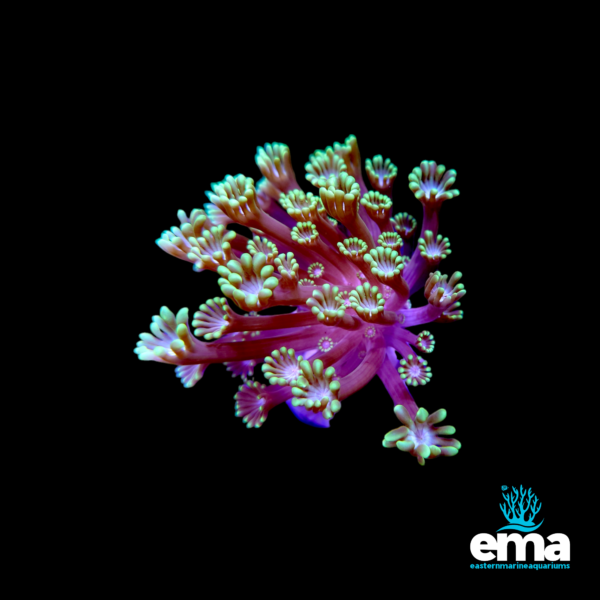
[498,485,544,532]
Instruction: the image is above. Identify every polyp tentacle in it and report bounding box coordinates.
[174,363,207,388]
[435,301,464,323]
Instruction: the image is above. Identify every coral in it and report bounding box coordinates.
[135,137,466,466]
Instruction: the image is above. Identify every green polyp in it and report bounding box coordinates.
[435,425,456,435]
[415,444,430,459]
[442,447,459,456]
[415,407,429,423]
[427,408,447,424]
[429,445,441,458]
[396,440,414,452]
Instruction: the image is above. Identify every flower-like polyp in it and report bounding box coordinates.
[416,331,435,353]
[408,161,460,209]
[135,306,199,365]
[234,380,272,428]
[364,246,404,280]
[360,191,393,223]
[318,336,334,352]
[247,235,278,264]
[318,172,361,225]
[365,155,398,193]
[308,262,325,279]
[262,347,303,386]
[206,174,261,224]
[398,354,431,386]
[305,146,348,188]
[382,406,460,465]
[225,359,257,379]
[192,297,233,340]
[390,212,417,240]
[337,237,368,261]
[185,224,237,273]
[136,136,467,467]
[424,271,466,309]
[156,209,210,267]
[217,252,279,311]
[175,363,207,388]
[307,284,346,325]
[279,189,321,222]
[273,252,299,289]
[291,222,319,246]
[291,358,341,420]
[418,230,451,266]
[377,232,403,250]
[348,283,386,323]
[255,142,298,198]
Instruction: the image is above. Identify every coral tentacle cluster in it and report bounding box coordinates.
[135,136,465,466]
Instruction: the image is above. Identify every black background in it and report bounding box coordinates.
[117,79,579,579]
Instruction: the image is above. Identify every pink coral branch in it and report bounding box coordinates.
[376,356,419,417]
[339,334,387,400]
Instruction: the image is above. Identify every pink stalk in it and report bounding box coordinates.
[328,343,365,378]
[228,311,318,332]
[339,335,387,400]
[377,356,419,417]
[399,304,444,327]
[346,213,377,249]
[182,326,332,364]
[422,207,439,238]
[271,285,360,308]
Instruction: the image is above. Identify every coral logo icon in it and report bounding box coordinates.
[498,485,543,532]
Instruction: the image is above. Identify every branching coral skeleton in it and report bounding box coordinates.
[135,136,465,465]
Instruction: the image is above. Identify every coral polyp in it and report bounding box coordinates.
[134,135,466,466]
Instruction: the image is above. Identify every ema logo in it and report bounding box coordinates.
[470,486,570,563]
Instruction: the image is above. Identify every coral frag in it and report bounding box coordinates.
[134,136,465,465]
